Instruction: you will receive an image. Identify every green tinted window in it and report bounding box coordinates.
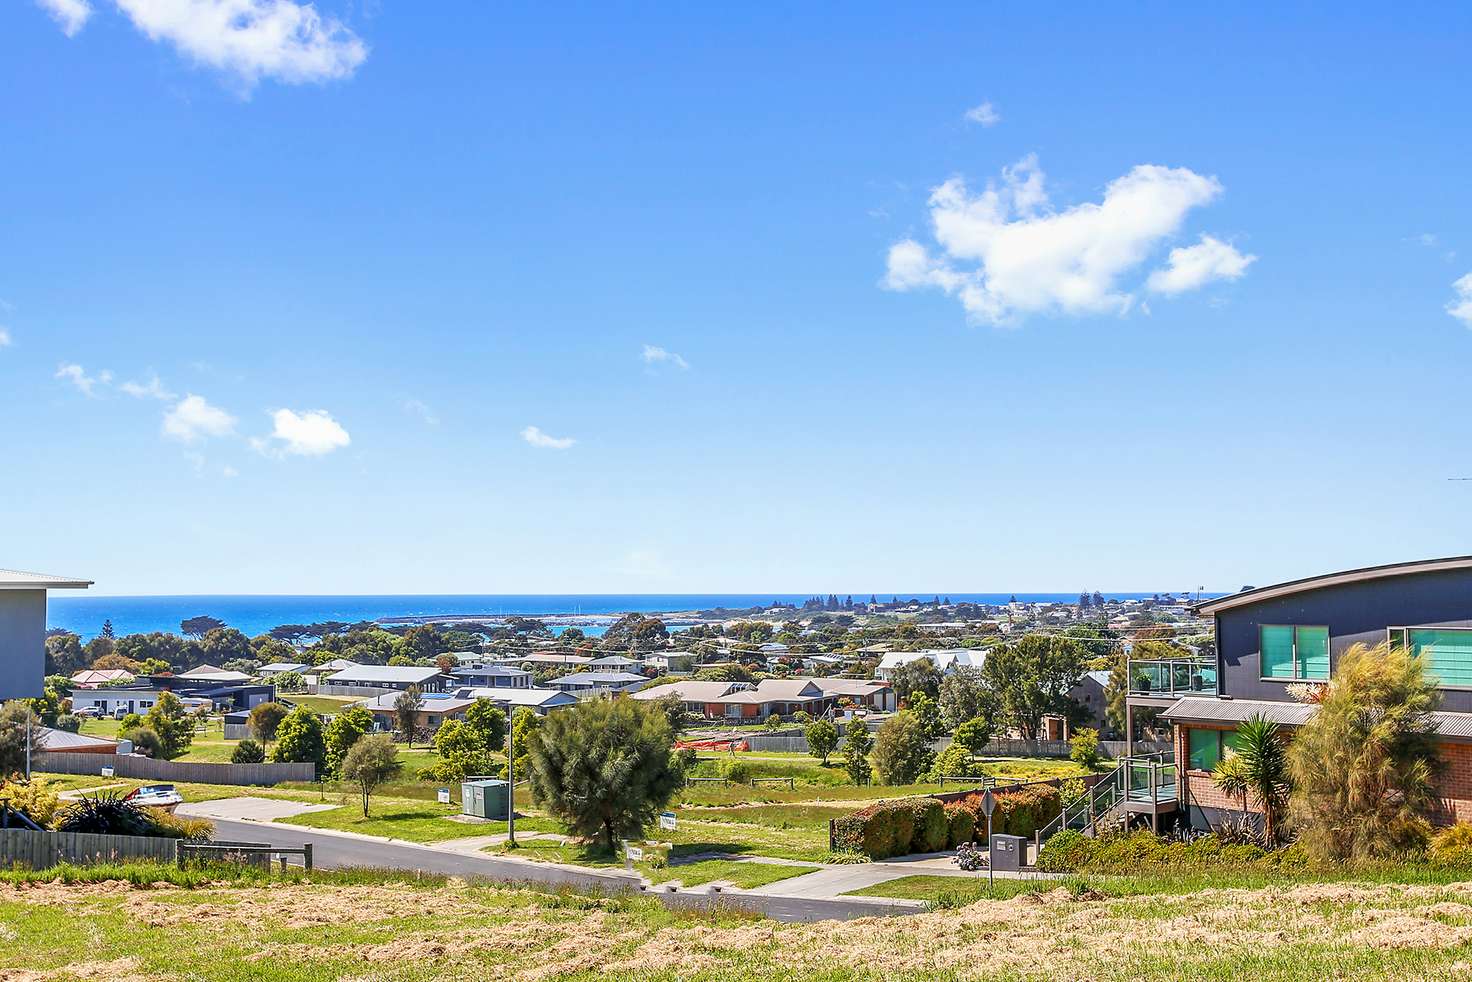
[1410,629,1472,687]
[1188,728,1222,771]
[1295,626,1330,680]
[1261,625,1296,679]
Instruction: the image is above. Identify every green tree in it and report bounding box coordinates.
[400,625,447,661]
[271,707,327,772]
[1069,727,1102,769]
[526,698,680,851]
[842,717,873,785]
[980,634,1088,740]
[231,738,266,763]
[953,716,993,757]
[650,692,690,736]
[907,692,944,741]
[431,718,497,782]
[872,711,932,785]
[0,702,38,775]
[341,734,403,817]
[394,685,425,746]
[181,616,226,638]
[937,668,993,732]
[43,634,87,677]
[324,706,375,776]
[200,627,253,664]
[1212,751,1250,825]
[1289,642,1439,859]
[1236,716,1293,848]
[510,707,541,777]
[248,702,289,744]
[464,699,507,753]
[142,692,195,759]
[888,659,942,704]
[805,718,839,765]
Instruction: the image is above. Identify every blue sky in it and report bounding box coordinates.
[3,2,1471,595]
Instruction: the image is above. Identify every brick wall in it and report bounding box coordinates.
[1435,741,1472,824]
[1174,723,1264,815]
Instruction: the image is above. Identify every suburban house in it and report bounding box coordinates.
[176,664,254,683]
[323,665,447,692]
[150,674,276,711]
[1126,556,1472,830]
[258,662,310,677]
[69,668,136,688]
[0,567,92,700]
[508,653,592,670]
[450,664,533,689]
[874,648,985,681]
[37,725,120,755]
[547,671,649,696]
[361,691,477,733]
[633,677,895,720]
[454,686,580,714]
[586,655,642,671]
[71,687,210,716]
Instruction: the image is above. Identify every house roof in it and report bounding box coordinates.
[259,662,309,674]
[554,671,648,686]
[633,681,741,703]
[1193,556,1472,616]
[176,666,254,682]
[751,679,823,701]
[360,693,476,714]
[456,687,580,708]
[326,665,444,684]
[511,653,592,665]
[808,677,889,697]
[0,568,92,590]
[452,665,531,677]
[315,659,360,671]
[37,726,118,752]
[1162,695,1472,743]
[587,655,640,668]
[70,669,135,685]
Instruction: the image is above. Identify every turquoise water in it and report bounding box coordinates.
[45,592,1195,641]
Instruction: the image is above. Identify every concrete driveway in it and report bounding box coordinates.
[177,797,339,822]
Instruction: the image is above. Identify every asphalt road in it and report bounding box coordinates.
[204,817,913,923]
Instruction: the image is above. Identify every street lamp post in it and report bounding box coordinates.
[506,710,516,847]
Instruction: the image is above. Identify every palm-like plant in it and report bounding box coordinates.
[1211,752,1250,824]
[1234,715,1292,847]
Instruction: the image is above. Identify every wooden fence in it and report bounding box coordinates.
[0,829,178,868]
[32,751,316,786]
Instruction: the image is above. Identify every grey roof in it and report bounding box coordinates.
[359,693,476,714]
[0,568,93,590]
[37,726,118,752]
[452,665,530,677]
[458,687,580,708]
[555,671,648,685]
[633,681,742,703]
[259,662,310,674]
[1194,556,1472,615]
[326,665,444,684]
[1162,696,1472,743]
[1161,697,1317,727]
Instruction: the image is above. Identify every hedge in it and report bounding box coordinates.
[833,784,1064,859]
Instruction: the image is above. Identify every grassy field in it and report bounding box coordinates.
[5,866,1472,979]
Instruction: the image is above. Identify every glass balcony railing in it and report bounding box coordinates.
[1127,657,1217,697]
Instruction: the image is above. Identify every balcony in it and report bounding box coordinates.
[1127,657,1217,698]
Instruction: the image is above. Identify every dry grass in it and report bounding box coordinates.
[8,875,1472,979]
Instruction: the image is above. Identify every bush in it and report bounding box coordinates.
[1069,728,1102,769]
[911,798,948,853]
[926,744,982,782]
[122,725,163,758]
[945,802,976,848]
[721,760,751,785]
[231,739,266,764]
[55,792,204,839]
[0,776,62,826]
[52,714,81,734]
[1036,828,1093,872]
[1430,823,1472,868]
[890,803,915,854]
[990,784,1061,838]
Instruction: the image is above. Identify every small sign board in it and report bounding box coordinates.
[625,844,645,861]
[659,811,677,831]
[437,788,451,804]
[101,766,114,778]
[979,789,996,817]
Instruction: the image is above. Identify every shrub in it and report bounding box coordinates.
[909,798,948,853]
[55,792,200,839]
[231,739,266,764]
[0,776,62,826]
[889,803,915,854]
[1430,823,1472,868]
[1036,828,1093,872]
[721,760,751,785]
[872,711,932,785]
[989,785,1061,838]
[118,713,143,732]
[926,744,982,782]
[122,725,163,758]
[944,801,976,849]
[1069,728,1102,769]
[52,714,81,734]
[1059,778,1088,809]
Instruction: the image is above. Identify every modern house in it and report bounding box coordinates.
[323,665,447,692]
[71,688,172,717]
[454,686,580,714]
[0,567,92,700]
[547,671,649,696]
[361,691,478,733]
[1125,556,1472,830]
[633,677,894,720]
[176,664,254,683]
[450,664,533,689]
[150,675,277,711]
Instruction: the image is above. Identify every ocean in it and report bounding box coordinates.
[45,593,1194,641]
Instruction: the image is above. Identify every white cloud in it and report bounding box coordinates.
[521,425,575,450]
[256,408,351,456]
[0,328,11,348]
[1448,273,1472,328]
[120,373,176,400]
[55,363,110,396]
[964,101,1000,127]
[221,464,239,478]
[52,0,370,88]
[36,0,93,36]
[162,394,236,442]
[403,398,438,425]
[641,344,690,370]
[884,154,1239,324]
[1146,234,1257,295]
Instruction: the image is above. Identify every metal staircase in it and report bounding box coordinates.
[1033,752,1178,851]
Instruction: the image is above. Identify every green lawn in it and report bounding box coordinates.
[846,874,1057,903]
[651,859,819,889]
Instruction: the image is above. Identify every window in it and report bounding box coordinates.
[1402,628,1472,687]
[1187,728,1239,771]
[1260,624,1330,680]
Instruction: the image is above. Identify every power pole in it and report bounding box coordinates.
[506,709,516,847]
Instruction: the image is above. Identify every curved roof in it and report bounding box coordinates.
[1194,556,1472,616]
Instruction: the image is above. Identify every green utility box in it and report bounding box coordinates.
[460,779,510,820]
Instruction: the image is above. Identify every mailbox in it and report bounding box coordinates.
[989,833,1026,872]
